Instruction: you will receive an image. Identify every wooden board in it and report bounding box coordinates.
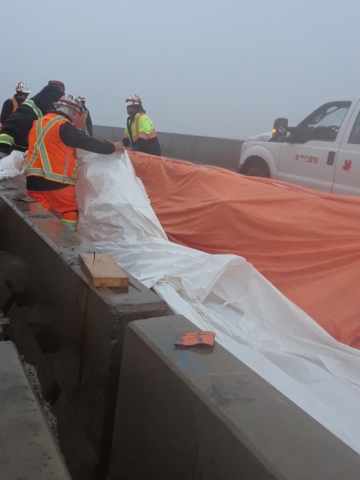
[79,253,129,290]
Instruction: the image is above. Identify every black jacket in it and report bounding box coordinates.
[26,111,115,191]
[123,114,161,156]
[0,84,64,155]
[85,108,93,137]
[132,136,161,156]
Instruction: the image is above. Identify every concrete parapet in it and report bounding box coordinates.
[110,315,360,480]
[93,125,243,171]
[0,341,71,480]
[0,180,172,478]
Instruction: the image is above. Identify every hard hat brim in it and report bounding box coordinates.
[54,101,82,115]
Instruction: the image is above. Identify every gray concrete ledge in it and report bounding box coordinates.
[93,125,243,172]
[111,315,360,480]
[0,179,173,478]
[0,341,70,480]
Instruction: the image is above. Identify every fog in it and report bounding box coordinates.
[1,0,359,139]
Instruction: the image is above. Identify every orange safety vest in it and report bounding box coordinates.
[0,96,19,130]
[10,96,18,113]
[26,113,78,186]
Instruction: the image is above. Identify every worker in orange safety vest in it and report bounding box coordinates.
[0,82,31,129]
[25,94,124,230]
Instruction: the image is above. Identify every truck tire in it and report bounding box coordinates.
[242,158,270,178]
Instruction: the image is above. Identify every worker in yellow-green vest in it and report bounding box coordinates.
[123,95,161,156]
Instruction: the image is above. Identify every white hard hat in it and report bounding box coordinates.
[54,94,83,115]
[125,94,142,106]
[16,82,31,94]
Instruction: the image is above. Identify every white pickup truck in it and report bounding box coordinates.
[237,98,360,195]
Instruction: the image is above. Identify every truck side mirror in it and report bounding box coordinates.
[272,118,288,142]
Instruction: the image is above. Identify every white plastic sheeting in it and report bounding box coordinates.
[0,151,25,180]
[77,151,360,454]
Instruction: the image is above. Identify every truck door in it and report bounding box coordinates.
[278,101,353,192]
[332,105,360,196]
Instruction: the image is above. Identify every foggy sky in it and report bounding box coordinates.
[1,0,359,140]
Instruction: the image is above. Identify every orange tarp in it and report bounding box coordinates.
[130,152,360,348]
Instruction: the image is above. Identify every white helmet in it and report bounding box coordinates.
[54,94,83,115]
[125,94,142,106]
[77,95,86,107]
[16,82,31,94]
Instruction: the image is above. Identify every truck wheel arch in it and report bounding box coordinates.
[240,156,271,178]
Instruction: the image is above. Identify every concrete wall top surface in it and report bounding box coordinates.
[111,315,360,480]
[93,125,244,172]
[0,178,173,479]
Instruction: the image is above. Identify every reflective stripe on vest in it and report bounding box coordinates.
[0,133,14,146]
[61,217,78,230]
[125,113,157,144]
[26,116,77,185]
[0,100,41,145]
[10,97,18,113]
[22,100,43,119]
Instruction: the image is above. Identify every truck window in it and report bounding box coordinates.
[348,112,360,144]
[297,101,351,142]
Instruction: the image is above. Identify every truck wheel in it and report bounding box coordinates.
[242,159,270,178]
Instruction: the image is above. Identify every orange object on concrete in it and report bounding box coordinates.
[175,331,215,348]
[130,151,360,349]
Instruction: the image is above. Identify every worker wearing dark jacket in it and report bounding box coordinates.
[26,95,124,230]
[85,108,93,136]
[0,80,65,158]
[123,95,161,156]
[78,95,93,136]
[0,82,31,127]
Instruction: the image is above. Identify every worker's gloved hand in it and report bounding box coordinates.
[113,142,125,153]
[105,140,124,153]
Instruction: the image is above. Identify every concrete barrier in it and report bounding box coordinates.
[0,341,71,480]
[0,179,173,479]
[110,316,360,480]
[94,125,124,142]
[93,125,244,172]
[4,171,356,480]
